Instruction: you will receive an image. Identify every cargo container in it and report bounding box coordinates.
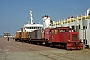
[21,32,31,42]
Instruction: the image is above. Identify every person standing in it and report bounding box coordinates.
[8,37,9,41]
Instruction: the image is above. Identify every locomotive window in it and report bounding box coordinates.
[51,30,54,34]
[55,30,58,34]
[59,29,66,32]
[72,34,77,41]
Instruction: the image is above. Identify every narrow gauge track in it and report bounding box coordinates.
[9,39,77,60]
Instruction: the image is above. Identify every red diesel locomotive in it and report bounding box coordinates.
[45,27,83,50]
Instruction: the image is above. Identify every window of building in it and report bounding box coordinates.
[31,27,33,29]
[83,26,85,29]
[79,25,80,29]
[72,26,75,30]
[26,27,29,29]
[34,27,35,29]
[83,26,87,29]
[83,39,87,44]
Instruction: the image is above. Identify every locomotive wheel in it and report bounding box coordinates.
[39,42,42,45]
[51,44,55,48]
[64,44,66,49]
[15,39,17,41]
[45,43,50,47]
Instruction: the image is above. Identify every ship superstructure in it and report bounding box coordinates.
[43,8,90,48]
[23,10,43,32]
[42,15,54,29]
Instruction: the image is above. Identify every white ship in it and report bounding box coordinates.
[43,8,90,48]
[23,10,43,32]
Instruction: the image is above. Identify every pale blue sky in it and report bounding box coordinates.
[0,0,90,35]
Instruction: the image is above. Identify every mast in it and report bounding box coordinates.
[30,9,34,24]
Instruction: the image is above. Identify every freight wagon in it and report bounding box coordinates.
[15,30,22,41]
[21,30,45,44]
[30,30,45,44]
[45,27,83,50]
[21,32,31,42]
